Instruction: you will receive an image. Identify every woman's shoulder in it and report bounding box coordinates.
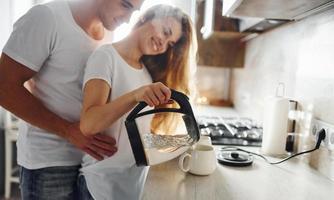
[97,44,116,53]
[93,44,118,59]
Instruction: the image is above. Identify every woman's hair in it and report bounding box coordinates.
[134,5,198,135]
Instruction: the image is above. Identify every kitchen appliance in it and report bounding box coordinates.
[125,90,200,166]
[285,100,298,152]
[262,96,290,155]
[261,82,299,156]
[217,129,326,167]
[197,116,263,146]
[217,150,254,167]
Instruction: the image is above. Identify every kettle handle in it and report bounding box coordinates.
[126,89,193,121]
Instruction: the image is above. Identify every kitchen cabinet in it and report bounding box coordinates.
[226,0,334,20]
[222,0,334,33]
[195,0,334,67]
[198,0,294,37]
[196,33,245,68]
[196,0,246,68]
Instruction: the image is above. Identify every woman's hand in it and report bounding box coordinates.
[134,82,171,107]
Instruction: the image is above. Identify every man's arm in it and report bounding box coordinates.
[0,53,117,160]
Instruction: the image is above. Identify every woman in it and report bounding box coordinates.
[78,4,197,200]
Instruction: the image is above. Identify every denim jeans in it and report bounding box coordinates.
[19,165,80,200]
[76,175,94,200]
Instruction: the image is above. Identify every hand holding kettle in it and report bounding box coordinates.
[134,82,171,107]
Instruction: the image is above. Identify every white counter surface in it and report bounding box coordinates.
[143,106,334,200]
[143,146,334,200]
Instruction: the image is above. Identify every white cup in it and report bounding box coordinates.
[178,144,217,176]
[196,135,212,146]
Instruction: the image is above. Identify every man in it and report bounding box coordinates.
[0,0,143,199]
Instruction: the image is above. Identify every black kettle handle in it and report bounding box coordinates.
[126,89,193,121]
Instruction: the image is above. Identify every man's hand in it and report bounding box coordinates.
[65,123,117,160]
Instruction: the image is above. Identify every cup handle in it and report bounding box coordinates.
[178,153,191,172]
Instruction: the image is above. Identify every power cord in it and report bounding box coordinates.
[220,129,326,165]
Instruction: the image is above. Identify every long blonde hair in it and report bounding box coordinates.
[134,5,197,134]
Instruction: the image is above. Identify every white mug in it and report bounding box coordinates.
[178,144,217,176]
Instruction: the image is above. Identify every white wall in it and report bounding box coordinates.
[0,0,33,49]
[230,8,334,180]
[0,0,12,50]
[12,0,33,23]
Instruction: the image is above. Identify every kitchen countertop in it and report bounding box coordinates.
[142,105,334,200]
[142,146,334,200]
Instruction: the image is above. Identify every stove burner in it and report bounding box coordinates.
[197,116,263,147]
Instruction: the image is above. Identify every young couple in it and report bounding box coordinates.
[0,0,196,199]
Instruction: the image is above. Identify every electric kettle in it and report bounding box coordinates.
[125,89,200,166]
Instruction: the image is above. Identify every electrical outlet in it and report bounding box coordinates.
[311,119,334,150]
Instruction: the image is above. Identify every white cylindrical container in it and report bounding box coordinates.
[196,135,212,146]
[261,96,289,156]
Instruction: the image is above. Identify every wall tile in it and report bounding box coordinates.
[230,9,334,180]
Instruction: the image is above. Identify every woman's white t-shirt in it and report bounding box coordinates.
[81,44,153,200]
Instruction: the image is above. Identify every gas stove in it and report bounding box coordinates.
[196,116,263,147]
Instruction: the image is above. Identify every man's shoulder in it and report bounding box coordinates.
[20,4,56,25]
[29,0,66,21]
[42,0,66,12]
[20,0,71,34]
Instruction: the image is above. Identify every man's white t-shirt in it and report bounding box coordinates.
[2,0,112,169]
[80,44,152,200]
